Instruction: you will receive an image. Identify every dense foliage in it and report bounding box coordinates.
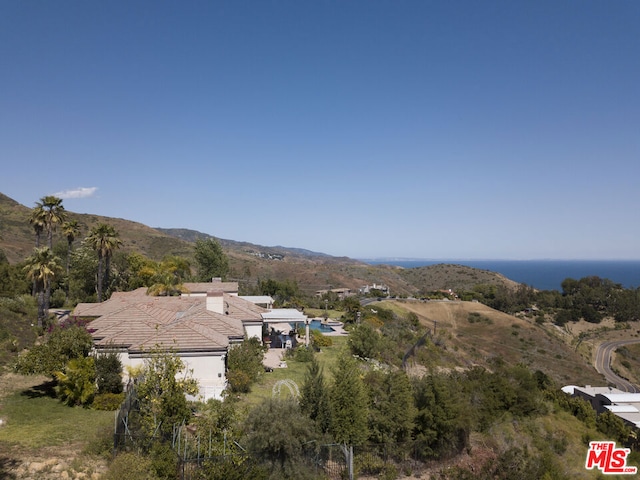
[133,348,199,437]
[226,337,267,393]
[14,323,93,376]
[467,275,640,326]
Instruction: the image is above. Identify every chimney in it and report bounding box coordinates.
[206,291,224,314]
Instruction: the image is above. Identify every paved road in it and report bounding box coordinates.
[594,339,640,393]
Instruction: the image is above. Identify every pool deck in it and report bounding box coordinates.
[262,318,348,369]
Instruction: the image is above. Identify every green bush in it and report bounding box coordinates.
[355,453,385,475]
[92,392,125,411]
[226,337,266,393]
[54,356,97,406]
[150,441,179,480]
[310,329,332,347]
[15,324,93,376]
[103,452,155,480]
[285,346,314,362]
[95,350,124,394]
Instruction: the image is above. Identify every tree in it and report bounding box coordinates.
[330,354,368,446]
[29,205,46,295]
[341,296,362,324]
[134,347,198,437]
[23,246,62,328]
[597,411,632,445]
[86,223,122,302]
[242,397,317,479]
[62,219,81,279]
[257,279,300,307]
[366,370,416,447]
[29,203,46,248]
[67,243,99,302]
[347,322,381,359]
[15,324,93,376]
[299,356,332,434]
[226,337,266,393]
[37,195,67,249]
[194,238,229,282]
[413,373,470,459]
[95,350,124,394]
[146,257,189,296]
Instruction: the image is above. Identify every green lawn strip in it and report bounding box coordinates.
[245,336,349,407]
[0,384,113,448]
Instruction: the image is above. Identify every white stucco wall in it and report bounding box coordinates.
[244,323,263,341]
[112,349,228,401]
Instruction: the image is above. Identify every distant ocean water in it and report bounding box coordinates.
[362,260,640,291]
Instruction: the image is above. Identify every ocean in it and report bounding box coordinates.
[362,260,640,292]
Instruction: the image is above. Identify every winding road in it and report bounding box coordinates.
[594,339,640,393]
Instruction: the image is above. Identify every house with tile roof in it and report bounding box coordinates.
[73,281,267,401]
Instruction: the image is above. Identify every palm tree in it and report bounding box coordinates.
[86,223,122,302]
[23,247,62,328]
[37,195,67,248]
[35,196,67,311]
[29,205,47,296]
[146,259,186,296]
[62,220,81,277]
[29,206,46,248]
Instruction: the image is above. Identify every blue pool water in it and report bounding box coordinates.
[291,319,335,332]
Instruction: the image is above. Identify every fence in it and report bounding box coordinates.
[113,379,137,453]
[113,384,428,479]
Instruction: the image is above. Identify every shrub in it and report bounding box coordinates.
[310,329,332,347]
[226,337,266,393]
[285,346,314,362]
[226,370,252,394]
[15,324,93,376]
[54,356,97,406]
[348,323,380,359]
[95,350,124,394]
[355,453,385,475]
[103,452,155,480]
[150,441,179,480]
[92,392,125,411]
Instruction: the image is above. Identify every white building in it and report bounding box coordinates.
[73,281,267,401]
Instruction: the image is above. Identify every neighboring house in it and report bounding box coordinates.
[563,385,640,429]
[315,287,354,299]
[239,295,275,310]
[359,283,390,296]
[73,282,267,401]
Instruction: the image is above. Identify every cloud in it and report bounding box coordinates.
[53,187,98,199]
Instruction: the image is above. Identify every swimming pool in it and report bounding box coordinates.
[290,319,335,333]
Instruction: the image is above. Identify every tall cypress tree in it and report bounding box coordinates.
[330,354,368,446]
[299,356,332,433]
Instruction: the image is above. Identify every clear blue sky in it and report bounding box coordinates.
[2,1,639,260]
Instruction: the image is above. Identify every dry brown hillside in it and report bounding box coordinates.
[379,299,604,387]
[1,192,520,296]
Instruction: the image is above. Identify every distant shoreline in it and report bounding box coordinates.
[361,259,640,291]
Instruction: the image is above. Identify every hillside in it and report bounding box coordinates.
[0,192,520,296]
[379,299,604,387]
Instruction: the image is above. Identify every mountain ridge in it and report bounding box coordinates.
[0,192,518,295]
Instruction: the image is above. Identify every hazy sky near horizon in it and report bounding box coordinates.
[2,1,639,260]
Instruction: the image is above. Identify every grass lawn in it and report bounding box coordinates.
[245,336,349,407]
[0,376,113,449]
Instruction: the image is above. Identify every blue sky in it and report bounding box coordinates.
[2,1,639,260]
